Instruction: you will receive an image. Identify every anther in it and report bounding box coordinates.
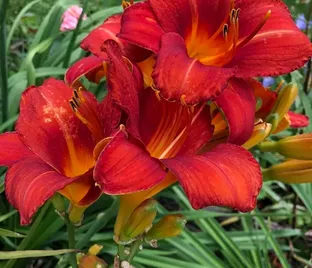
[230,9,236,22]
[154,89,161,101]
[235,8,241,20]
[223,24,229,38]
[74,89,80,100]
[69,100,77,112]
[72,97,80,108]
[180,95,187,106]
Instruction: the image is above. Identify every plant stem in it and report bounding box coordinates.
[118,244,126,261]
[62,0,89,68]
[0,0,9,124]
[65,216,78,268]
[127,239,142,263]
[56,198,119,268]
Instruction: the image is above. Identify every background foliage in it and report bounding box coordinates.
[0,0,312,267]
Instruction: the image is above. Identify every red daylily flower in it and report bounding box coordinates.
[67,40,262,237]
[68,9,263,145]
[119,0,312,103]
[0,79,113,225]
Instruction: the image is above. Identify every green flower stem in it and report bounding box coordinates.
[65,216,78,268]
[118,244,126,261]
[56,198,119,268]
[127,239,142,263]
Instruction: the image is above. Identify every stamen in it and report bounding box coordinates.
[72,97,80,108]
[237,10,271,48]
[223,24,229,38]
[74,89,80,100]
[180,95,187,106]
[69,100,77,112]
[69,88,103,142]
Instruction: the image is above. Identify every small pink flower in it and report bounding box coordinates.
[60,5,87,32]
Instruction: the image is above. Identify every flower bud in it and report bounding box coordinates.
[78,254,107,268]
[68,204,87,225]
[145,214,187,242]
[266,83,298,129]
[88,244,103,256]
[258,133,312,160]
[288,111,310,128]
[120,199,158,242]
[262,159,312,183]
[51,193,66,214]
[243,122,272,150]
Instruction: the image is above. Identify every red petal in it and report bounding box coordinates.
[104,40,143,138]
[0,132,34,166]
[148,0,230,39]
[94,129,166,195]
[16,79,97,178]
[214,78,256,145]
[81,15,123,59]
[152,33,235,104]
[228,0,312,77]
[81,14,150,62]
[5,156,75,225]
[138,89,190,156]
[177,105,214,155]
[59,169,101,206]
[99,94,122,137]
[65,56,105,87]
[249,78,277,119]
[162,144,262,212]
[119,2,165,53]
[288,111,310,128]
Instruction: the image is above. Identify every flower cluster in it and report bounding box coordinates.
[0,0,312,247]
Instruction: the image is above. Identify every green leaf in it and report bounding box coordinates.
[253,210,291,268]
[6,0,41,52]
[0,228,25,238]
[0,211,17,223]
[0,249,78,260]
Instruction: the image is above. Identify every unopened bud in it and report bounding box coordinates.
[262,159,312,183]
[243,122,272,150]
[272,113,290,134]
[145,214,187,242]
[120,199,158,242]
[51,193,66,214]
[266,83,298,130]
[68,204,86,225]
[259,133,312,160]
[78,254,107,268]
[88,244,103,256]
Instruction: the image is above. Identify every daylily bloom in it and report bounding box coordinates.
[66,40,262,239]
[0,79,111,225]
[77,0,312,147]
[118,0,312,104]
[60,5,87,32]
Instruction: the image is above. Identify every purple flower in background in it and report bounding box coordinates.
[296,14,307,30]
[295,13,312,31]
[262,77,275,88]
